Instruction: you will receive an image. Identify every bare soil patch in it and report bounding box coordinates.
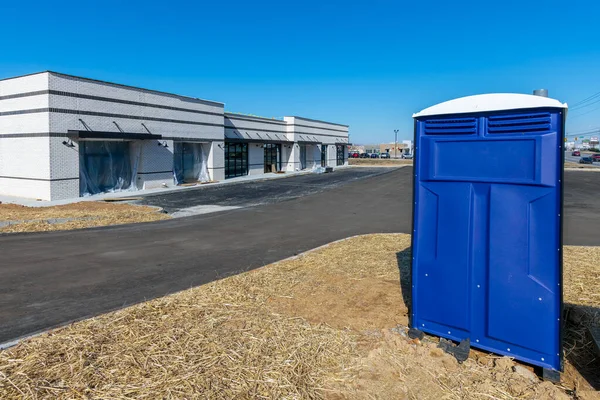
[349,158,413,166]
[0,202,170,233]
[0,234,597,399]
[565,162,598,169]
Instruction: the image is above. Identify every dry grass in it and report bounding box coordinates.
[564,162,598,169]
[0,202,170,233]
[348,158,413,166]
[562,246,600,394]
[0,234,598,399]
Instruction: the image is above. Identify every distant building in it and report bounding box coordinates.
[379,140,413,157]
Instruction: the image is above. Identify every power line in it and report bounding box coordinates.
[569,104,600,120]
[570,96,600,112]
[570,90,600,109]
[565,128,600,137]
[566,125,600,134]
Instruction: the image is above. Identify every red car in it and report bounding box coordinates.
[572,150,580,156]
[592,153,600,162]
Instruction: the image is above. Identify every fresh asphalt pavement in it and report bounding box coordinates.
[0,166,598,344]
[139,167,396,213]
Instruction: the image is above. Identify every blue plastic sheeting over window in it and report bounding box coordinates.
[412,108,565,371]
[173,142,210,184]
[79,141,140,196]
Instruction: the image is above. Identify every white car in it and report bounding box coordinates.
[402,153,413,159]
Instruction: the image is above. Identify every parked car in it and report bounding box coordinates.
[592,153,600,162]
[349,152,359,158]
[359,153,369,158]
[402,153,413,159]
[370,153,379,158]
[572,150,581,156]
[380,153,390,159]
[579,156,594,164]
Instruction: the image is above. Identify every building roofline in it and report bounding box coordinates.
[0,71,49,83]
[224,112,286,124]
[288,116,349,128]
[0,71,225,107]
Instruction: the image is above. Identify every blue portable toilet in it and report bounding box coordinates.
[411,93,568,373]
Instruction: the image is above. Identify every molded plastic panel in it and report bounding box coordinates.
[412,108,564,371]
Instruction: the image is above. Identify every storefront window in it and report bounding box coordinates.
[225,142,248,178]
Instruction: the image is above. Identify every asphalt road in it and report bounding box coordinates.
[0,167,597,344]
[564,151,600,167]
[139,167,397,212]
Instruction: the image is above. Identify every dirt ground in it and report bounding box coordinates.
[0,234,597,399]
[0,202,170,233]
[565,161,599,169]
[348,158,413,166]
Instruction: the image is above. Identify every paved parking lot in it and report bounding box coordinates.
[564,170,600,245]
[139,167,397,212]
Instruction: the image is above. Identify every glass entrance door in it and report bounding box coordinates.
[264,143,281,173]
[321,145,327,167]
[336,145,344,166]
[176,142,197,182]
[300,145,307,170]
[224,142,248,179]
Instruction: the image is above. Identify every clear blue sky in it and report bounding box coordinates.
[1,0,599,143]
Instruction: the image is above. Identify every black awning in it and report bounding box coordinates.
[297,140,322,144]
[67,130,162,140]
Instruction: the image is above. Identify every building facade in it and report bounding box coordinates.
[0,72,349,200]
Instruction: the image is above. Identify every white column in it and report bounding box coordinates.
[206,141,225,181]
[286,143,300,171]
[328,144,336,167]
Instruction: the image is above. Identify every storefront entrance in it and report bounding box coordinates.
[173,142,209,184]
[264,143,281,173]
[321,145,327,167]
[336,145,345,166]
[79,141,134,196]
[225,142,248,179]
[300,144,307,170]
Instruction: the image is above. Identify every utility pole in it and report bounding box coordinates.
[394,129,399,159]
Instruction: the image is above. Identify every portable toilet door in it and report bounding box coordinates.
[411,93,567,373]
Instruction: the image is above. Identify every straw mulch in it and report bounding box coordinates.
[348,158,413,166]
[0,234,597,399]
[0,202,170,233]
[562,246,600,394]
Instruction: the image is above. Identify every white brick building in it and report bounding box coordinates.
[0,72,349,200]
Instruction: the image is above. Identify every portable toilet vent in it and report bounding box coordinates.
[411,93,567,374]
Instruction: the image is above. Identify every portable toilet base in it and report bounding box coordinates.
[410,93,567,374]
